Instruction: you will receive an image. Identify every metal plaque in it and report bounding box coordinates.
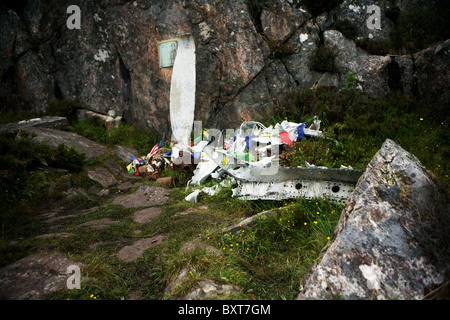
[158,40,178,68]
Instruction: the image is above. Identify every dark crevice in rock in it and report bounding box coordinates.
[222,65,267,108]
[53,81,63,100]
[117,51,131,103]
[280,57,299,86]
[410,53,419,99]
[245,0,267,40]
[387,58,402,93]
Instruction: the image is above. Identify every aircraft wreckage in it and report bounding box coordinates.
[183,119,364,203]
[158,34,362,203]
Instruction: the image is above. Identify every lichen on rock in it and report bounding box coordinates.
[298,139,450,300]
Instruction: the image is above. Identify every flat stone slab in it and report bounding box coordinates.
[22,127,110,161]
[115,233,167,262]
[0,116,68,132]
[34,233,73,239]
[45,215,77,224]
[133,207,162,223]
[112,185,170,208]
[185,279,241,300]
[77,218,119,230]
[179,238,223,257]
[0,253,83,300]
[87,167,118,188]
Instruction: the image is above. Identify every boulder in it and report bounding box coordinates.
[298,139,450,300]
[114,145,140,164]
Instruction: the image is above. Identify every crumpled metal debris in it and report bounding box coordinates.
[125,115,362,203]
[185,116,363,202]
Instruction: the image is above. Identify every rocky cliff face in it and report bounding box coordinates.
[1,0,448,136]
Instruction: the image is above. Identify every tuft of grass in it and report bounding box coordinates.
[309,45,339,73]
[0,131,85,215]
[267,39,295,59]
[387,3,450,54]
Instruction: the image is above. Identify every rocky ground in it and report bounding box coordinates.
[1,117,449,300]
[0,159,241,299]
[0,119,245,300]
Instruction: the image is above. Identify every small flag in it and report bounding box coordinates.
[149,144,159,157]
[279,131,293,145]
[149,134,165,157]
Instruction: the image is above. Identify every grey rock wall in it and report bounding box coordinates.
[0,0,448,136]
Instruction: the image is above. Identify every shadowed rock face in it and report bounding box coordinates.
[298,139,450,300]
[1,1,448,136]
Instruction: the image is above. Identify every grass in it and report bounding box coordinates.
[264,88,449,182]
[0,87,448,300]
[71,116,159,156]
[1,167,343,300]
[202,197,342,299]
